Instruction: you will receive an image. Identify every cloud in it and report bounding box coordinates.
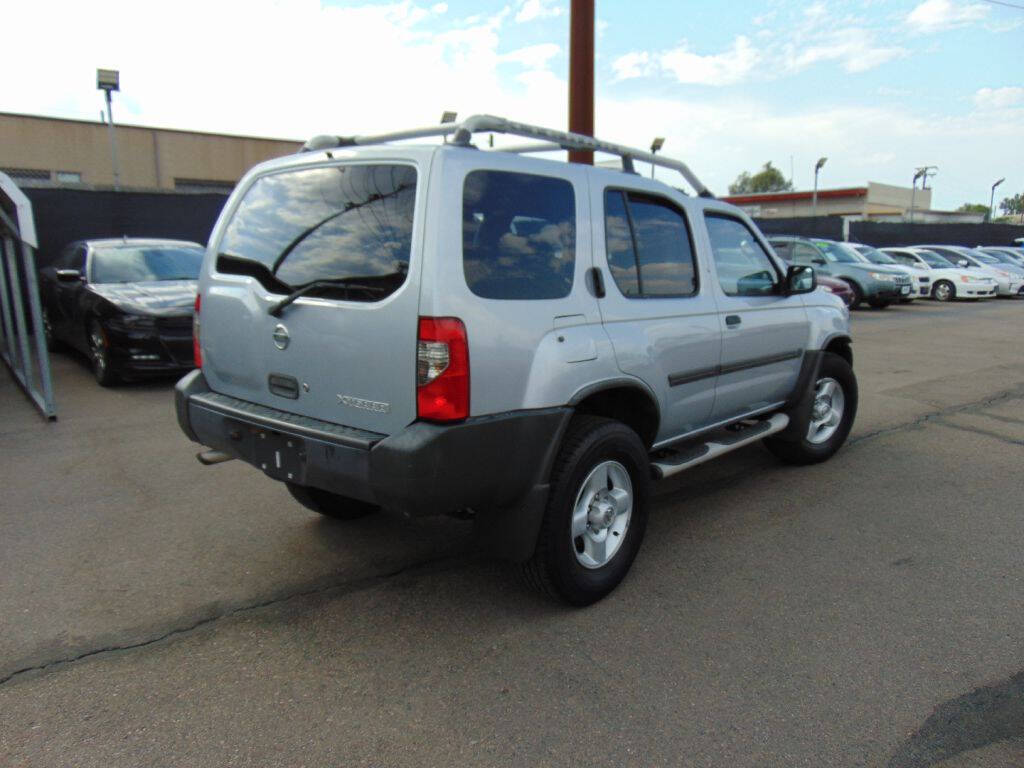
[784,27,907,73]
[614,37,760,86]
[514,0,563,24]
[906,0,989,33]
[501,43,560,70]
[975,86,1024,109]
[659,36,760,86]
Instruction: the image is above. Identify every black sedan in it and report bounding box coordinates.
[39,238,204,385]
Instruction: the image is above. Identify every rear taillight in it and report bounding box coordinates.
[192,294,202,368]
[416,316,468,422]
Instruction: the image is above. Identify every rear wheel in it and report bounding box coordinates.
[522,415,650,606]
[87,319,118,386]
[932,280,955,302]
[286,483,380,520]
[764,353,858,465]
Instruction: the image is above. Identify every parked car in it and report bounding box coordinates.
[816,274,855,306]
[977,246,1024,268]
[880,247,997,301]
[847,243,930,301]
[917,245,1024,297]
[768,236,911,308]
[174,115,857,605]
[39,238,204,385]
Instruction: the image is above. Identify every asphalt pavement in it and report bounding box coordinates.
[1,298,1023,767]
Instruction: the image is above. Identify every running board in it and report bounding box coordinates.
[650,413,789,480]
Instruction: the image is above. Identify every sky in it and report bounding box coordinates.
[3,0,1022,210]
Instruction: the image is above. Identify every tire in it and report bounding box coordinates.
[932,280,955,302]
[522,415,650,606]
[87,319,118,386]
[286,482,380,520]
[843,280,863,309]
[764,352,858,466]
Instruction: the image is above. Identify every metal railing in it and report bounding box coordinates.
[0,172,56,419]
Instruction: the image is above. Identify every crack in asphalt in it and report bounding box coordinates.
[0,552,469,688]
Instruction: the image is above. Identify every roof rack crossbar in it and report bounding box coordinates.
[301,114,713,197]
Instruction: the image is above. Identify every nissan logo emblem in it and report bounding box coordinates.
[272,324,290,350]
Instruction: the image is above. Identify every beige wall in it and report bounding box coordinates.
[731,182,932,219]
[0,112,300,190]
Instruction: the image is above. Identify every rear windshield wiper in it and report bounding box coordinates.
[267,276,394,317]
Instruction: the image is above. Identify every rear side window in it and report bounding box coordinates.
[462,170,575,300]
[218,164,416,300]
[603,190,697,297]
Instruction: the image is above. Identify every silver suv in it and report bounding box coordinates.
[176,116,857,605]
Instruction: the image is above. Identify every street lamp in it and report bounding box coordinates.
[910,166,937,223]
[440,111,457,143]
[650,137,664,178]
[97,68,121,190]
[990,177,1005,222]
[812,157,827,217]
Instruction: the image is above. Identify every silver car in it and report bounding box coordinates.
[175,115,856,604]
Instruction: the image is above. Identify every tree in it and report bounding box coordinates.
[999,193,1023,218]
[956,203,990,215]
[728,162,794,195]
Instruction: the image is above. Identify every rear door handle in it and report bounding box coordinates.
[725,315,742,327]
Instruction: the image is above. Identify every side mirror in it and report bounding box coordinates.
[56,269,82,283]
[811,257,826,266]
[785,264,816,295]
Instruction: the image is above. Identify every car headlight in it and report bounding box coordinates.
[107,314,156,330]
[869,272,896,281]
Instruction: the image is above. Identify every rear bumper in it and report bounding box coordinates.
[175,370,570,558]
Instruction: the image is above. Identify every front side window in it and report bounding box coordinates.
[219,164,417,301]
[705,215,779,297]
[603,190,696,297]
[462,170,575,300]
[91,245,204,284]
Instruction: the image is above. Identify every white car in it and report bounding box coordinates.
[847,243,930,300]
[882,247,997,301]
[919,245,1024,297]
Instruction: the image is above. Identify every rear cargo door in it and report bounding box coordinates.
[200,160,425,436]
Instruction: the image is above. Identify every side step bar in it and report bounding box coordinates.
[650,413,789,480]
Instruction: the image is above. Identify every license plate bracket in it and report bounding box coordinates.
[252,429,307,482]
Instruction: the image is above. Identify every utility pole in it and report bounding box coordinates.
[568,0,594,165]
[910,166,937,223]
[97,69,121,190]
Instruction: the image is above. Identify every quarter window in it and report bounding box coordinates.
[705,215,779,297]
[603,190,697,297]
[462,170,575,300]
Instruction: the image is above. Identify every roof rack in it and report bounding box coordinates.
[301,114,713,199]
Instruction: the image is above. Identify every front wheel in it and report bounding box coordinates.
[87,320,118,386]
[764,352,858,465]
[286,483,380,520]
[932,280,955,302]
[523,416,650,606]
[843,280,863,309]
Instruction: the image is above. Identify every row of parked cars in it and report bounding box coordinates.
[767,237,1024,308]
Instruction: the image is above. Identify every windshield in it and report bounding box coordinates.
[970,250,999,264]
[218,164,417,299]
[856,245,897,265]
[812,240,860,263]
[917,250,955,268]
[91,245,203,284]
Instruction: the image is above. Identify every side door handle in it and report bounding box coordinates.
[725,314,742,328]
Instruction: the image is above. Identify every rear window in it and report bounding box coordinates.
[91,245,203,284]
[218,164,416,300]
[462,170,575,300]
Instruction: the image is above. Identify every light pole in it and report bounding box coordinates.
[97,69,121,190]
[910,166,937,223]
[650,137,664,179]
[812,157,827,217]
[990,177,1005,222]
